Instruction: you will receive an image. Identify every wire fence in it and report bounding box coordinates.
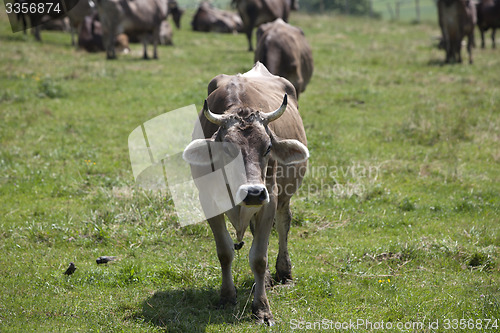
[372,0,437,22]
[175,0,438,23]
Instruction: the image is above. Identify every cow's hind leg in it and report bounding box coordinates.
[142,37,149,60]
[467,34,473,64]
[492,28,496,49]
[275,201,293,284]
[153,27,159,59]
[207,214,237,306]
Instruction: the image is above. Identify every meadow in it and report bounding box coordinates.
[0,6,499,333]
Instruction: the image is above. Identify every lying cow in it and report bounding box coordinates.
[232,0,296,51]
[255,19,313,98]
[476,0,500,48]
[78,12,129,53]
[183,62,309,325]
[96,0,170,59]
[191,1,243,33]
[437,0,477,64]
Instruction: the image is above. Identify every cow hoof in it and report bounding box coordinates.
[219,286,237,307]
[275,271,293,284]
[253,307,275,326]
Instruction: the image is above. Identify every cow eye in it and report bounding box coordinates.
[264,144,272,156]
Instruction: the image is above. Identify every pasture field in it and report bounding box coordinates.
[1,8,499,333]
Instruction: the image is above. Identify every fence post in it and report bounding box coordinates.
[387,2,395,20]
[415,0,421,22]
[395,1,400,20]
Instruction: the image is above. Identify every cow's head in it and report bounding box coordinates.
[183,94,309,207]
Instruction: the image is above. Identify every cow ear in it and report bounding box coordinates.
[271,137,309,165]
[183,139,217,166]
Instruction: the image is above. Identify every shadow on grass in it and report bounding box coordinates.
[135,286,255,332]
[427,58,446,66]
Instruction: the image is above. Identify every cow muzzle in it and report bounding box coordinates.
[236,184,269,207]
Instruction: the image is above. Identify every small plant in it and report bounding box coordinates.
[37,77,65,99]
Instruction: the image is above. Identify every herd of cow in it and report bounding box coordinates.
[438,0,500,64]
[14,0,498,326]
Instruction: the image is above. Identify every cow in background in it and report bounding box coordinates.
[254,19,313,98]
[183,62,309,325]
[232,0,297,51]
[78,12,130,53]
[191,1,243,33]
[96,0,169,59]
[437,0,476,64]
[476,0,500,48]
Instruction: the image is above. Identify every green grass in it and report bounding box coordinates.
[1,8,499,333]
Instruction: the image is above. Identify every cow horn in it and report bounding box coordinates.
[203,100,224,125]
[264,94,287,123]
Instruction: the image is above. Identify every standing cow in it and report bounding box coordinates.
[183,62,309,325]
[255,18,313,98]
[96,0,170,59]
[476,0,500,48]
[232,0,296,51]
[437,0,477,64]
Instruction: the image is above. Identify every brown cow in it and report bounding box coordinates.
[232,0,297,51]
[437,0,477,64]
[476,0,500,48]
[95,0,172,59]
[183,62,309,325]
[255,18,313,98]
[191,1,243,33]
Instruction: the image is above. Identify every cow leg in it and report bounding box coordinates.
[207,214,237,306]
[467,34,473,64]
[275,201,293,284]
[153,28,159,59]
[492,29,496,49]
[142,37,149,60]
[481,29,486,49]
[245,26,254,52]
[249,203,276,326]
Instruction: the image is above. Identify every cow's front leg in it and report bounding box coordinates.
[275,201,293,283]
[207,214,237,306]
[249,204,276,326]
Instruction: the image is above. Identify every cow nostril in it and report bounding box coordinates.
[259,191,267,201]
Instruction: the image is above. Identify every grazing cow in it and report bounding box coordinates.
[232,0,297,51]
[191,1,243,33]
[255,18,313,98]
[95,0,170,59]
[476,0,500,48]
[167,0,184,29]
[437,0,477,64]
[66,0,94,46]
[183,62,309,325]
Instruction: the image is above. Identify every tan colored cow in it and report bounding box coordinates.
[183,62,309,325]
[232,0,297,51]
[95,0,175,59]
[191,1,243,33]
[255,18,313,98]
